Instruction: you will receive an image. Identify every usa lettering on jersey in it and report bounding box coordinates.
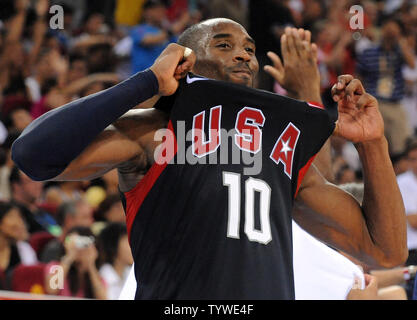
[155,105,301,180]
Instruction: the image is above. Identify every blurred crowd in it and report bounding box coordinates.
[0,0,416,299]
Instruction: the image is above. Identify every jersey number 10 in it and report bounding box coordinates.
[223,172,272,245]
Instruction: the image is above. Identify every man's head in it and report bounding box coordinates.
[178,18,259,87]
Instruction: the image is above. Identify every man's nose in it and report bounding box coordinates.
[233,48,251,63]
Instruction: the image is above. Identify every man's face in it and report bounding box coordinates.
[193,22,259,87]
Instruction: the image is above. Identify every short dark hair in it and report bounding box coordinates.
[177,22,211,55]
[97,222,127,265]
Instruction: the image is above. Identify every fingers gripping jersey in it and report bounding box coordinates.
[121,74,335,299]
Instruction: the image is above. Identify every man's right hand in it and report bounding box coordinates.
[150,43,196,96]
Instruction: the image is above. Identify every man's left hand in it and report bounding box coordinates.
[332,75,384,143]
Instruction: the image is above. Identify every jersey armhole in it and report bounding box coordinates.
[294,155,317,199]
[123,120,177,242]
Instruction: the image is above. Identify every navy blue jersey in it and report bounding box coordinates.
[121,74,335,299]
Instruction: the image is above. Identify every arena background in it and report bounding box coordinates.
[0,0,416,300]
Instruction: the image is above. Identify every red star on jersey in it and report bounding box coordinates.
[270,123,301,179]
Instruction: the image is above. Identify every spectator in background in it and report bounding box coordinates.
[312,19,354,110]
[45,226,107,299]
[44,181,85,208]
[0,132,21,202]
[129,0,190,74]
[301,0,326,31]
[95,194,125,223]
[9,166,61,236]
[67,53,89,85]
[86,43,117,74]
[0,0,417,300]
[357,18,416,155]
[84,170,121,211]
[391,151,410,176]
[73,13,109,45]
[41,199,94,263]
[0,202,37,275]
[7,107,33,132]
[397,139,417,266]
[30,77,70,120]
[402,33,417,135]
[46,3,76,52]
[355,0,381,55]
[335,164,357,185]
[207,0,248,29]
[97,222,133,299]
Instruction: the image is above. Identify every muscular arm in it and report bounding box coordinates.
[57,108,167,181]
[266,29,407,267]
[295,136,407,269]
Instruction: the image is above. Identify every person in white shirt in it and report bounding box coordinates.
[397,139,417,265]
[97,222,133,300]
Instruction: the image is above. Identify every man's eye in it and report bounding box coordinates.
[246,47,255,53]
[217,43,231,48]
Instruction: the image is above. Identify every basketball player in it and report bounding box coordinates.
[12,19,407,299]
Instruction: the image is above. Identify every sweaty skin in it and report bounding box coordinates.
[49,19,407,268]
